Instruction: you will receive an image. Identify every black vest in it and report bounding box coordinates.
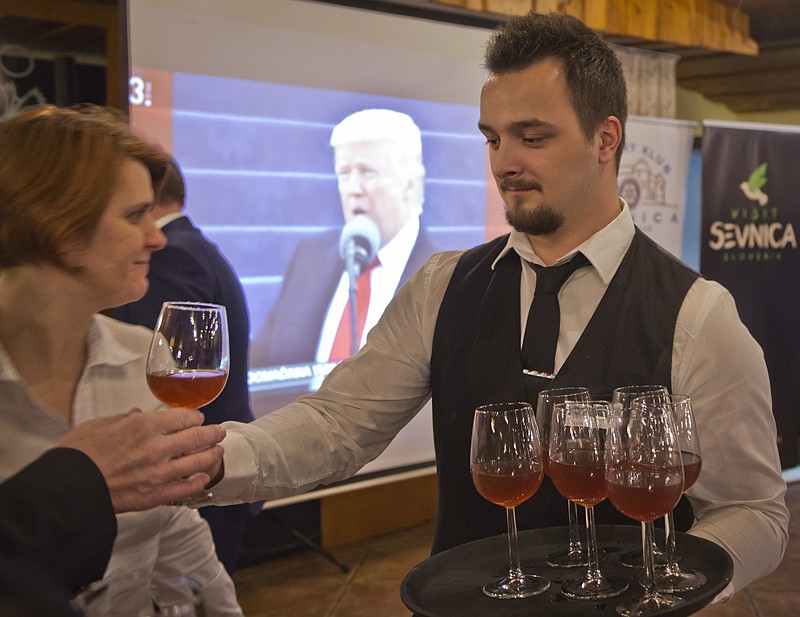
[429,229,700,553]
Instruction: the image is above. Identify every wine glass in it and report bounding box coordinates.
[536,386,591,568]
[150,575,204,616]
[654,394,706,593]
[71,570,152,617]
[470,402,549,599]
[147,302,229,408]
[606,393,685,616]
[147,301,229,502]
[611,385,670,569]
[548,400,628,599]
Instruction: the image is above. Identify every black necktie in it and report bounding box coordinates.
[521,252,590,379]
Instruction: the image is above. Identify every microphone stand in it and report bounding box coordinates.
[344,241,364,358]
[347,267,359,357]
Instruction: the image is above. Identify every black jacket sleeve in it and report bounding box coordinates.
[0,448,117,593]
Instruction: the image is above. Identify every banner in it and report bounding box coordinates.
[701,120,800,468]
[618,116,696,257]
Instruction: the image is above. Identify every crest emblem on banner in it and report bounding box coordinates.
[618,157,672,210]
[617,117,695,257]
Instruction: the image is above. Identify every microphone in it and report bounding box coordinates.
[338,215,380,357]
[338,214,380,279]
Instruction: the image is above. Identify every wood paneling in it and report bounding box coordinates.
[429,0,800,113]
[436,0,758,54]
[320,473,438,548]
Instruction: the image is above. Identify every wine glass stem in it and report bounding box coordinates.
[642,521,658,596]
[506,506,524,578]
[567,499,583,557]
[664,510,680,574]
[584,505,602,581]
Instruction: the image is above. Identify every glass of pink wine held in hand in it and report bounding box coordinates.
[470,402,550,599]
[147,302,229,501]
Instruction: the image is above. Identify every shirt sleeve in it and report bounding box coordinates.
[673,278,789,601]
[212,250,463,503]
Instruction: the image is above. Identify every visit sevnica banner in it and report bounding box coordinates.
[701,120,800,469]
[618,116,696,257]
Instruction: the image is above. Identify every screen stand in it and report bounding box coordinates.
[265,510,351,573]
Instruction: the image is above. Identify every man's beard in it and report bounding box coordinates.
[504,196,564,236]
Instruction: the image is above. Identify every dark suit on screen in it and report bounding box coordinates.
[252,225,439,368]
[110,215,257,573]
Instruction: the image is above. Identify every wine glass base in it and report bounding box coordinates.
[653,569,707,593]
[546,546,609,568]
[561,573,629,600]
[482,574,550,599]
[615,592,685,616]
[619,547,669,569]
[546,548,588,568]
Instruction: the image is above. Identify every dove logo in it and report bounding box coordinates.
[740,163,769,206]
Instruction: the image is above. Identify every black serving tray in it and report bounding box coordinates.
[401,524,732,617]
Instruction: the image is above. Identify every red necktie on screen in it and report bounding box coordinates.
[329,258,380,362]
[521,252,590,378]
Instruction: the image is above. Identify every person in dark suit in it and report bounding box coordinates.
[110,158,256,575]
[252,109,439,368]
[0,449,112,617]
[1,450,115,600]
[0,407,225,614]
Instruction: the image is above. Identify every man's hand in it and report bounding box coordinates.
[58,408,225,512]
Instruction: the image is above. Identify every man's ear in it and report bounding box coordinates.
[597,116,623,165]
[404,176,424,214]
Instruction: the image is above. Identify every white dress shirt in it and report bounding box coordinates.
[0,315,242,616]
[316,216,420,361]
[215,203,788,601]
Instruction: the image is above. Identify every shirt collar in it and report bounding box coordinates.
[491,198,635,285]
[0,341,19,382]
[156,212,186,229]
[377,215,419,271]
[85,315,144,369]
[0,315,142,383]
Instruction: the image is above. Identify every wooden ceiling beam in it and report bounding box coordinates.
[677,42,800,79]
[709,90,800,113]
[0,0,116,29]
[679,67,800,97]
[431,0,758,55]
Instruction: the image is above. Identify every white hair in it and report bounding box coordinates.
[330,108,425,181]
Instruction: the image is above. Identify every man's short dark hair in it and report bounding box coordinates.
[158,157,186,207]
[484,12,627,169]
